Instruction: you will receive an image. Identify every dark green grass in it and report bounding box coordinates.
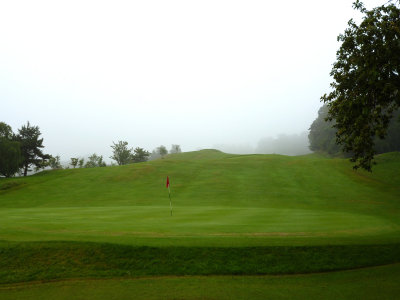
[0,241,399,284]
[1,263,400,300]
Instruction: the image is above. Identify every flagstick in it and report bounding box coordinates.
[168,186,172,216]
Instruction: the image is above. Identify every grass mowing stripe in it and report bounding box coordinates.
[1,241,399,284]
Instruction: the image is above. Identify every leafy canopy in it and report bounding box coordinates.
[0,122,22,177]
[309,104,400,156]
[322,0,400,171]
[85,153,106,168]
[132,147,150,163]
[16,121,50,176]
[110,141,132,165]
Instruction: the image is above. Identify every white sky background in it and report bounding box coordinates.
[0,0,384,161]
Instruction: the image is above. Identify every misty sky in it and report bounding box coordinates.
[1,0,383,161]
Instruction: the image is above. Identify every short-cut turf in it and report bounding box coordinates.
[1,150,399,246]
[0,150,399,286]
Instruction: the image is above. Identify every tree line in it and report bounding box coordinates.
[0,120,181,177]
[308,105,400,157]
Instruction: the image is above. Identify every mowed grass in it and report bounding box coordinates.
[1,263,400,300]
[0,150,399,289]
[0,206,397,246]
[0,150,399,246]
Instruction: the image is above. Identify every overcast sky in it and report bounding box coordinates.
[0,0,383,161]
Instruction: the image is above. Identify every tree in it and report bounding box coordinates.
[170,144,182,154]
[156,145,168,158]
[110,141,133,165]
[85,153,106,168]
[0,138,22,178]
[48,155,62,170]
[0,122,13,139]
[321,1,400,171]
[309,104,400,156]
[70,158,79,168]
[132,147,150,163]
[78,158,85,168]
[16,122,50,176]
[308,105,344,155]
[0,122,22,177]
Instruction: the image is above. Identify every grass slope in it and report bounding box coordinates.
[0,150,399,246]
[1,263,400,300]
[0,150,399,284]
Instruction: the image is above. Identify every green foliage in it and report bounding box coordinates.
[0,122,22,178]
[374,110,400,153]
[48,155,62,170]
[309,105,343,155]
[157,145,168,157]
[16,121,50,176]
[70,158,79,168]
[78,158,84,168]
[0,122,13,139]
[84,153,106,168]
[132,147,150,163]
[110,141,132,165]
[309,105,400,156]
[0,138,22,178]
[322,1,400,171]
[170,144,182,154]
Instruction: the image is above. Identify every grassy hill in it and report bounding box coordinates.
[1,150,399,246]
[0,150,399,287]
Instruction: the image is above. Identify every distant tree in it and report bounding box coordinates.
[170,144,182,154]
[0,122,22,177]
[48,155,62,170]
[85,153,106,168]
[131,147,150,163]
[309,104,400,156]
[156,145,168,158]
[308,105,343,156]
[0,138,22,178]
[78,158,85,168]
[321,1,400,170]
[149,149,160,160]
[0,122,13,139]
[70,158,79,168]
[110,141,133,165]
[16,122,50,176]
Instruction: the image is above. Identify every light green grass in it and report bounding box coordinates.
[0,206,397,246]
[1,263,400,300]
[0,150,399,286]
[1,150,399,246]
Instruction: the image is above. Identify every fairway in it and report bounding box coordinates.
[1,150,400,297]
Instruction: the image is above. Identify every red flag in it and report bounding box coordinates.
[166,176,170,188]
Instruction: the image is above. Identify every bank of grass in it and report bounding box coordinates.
[1,263,400,300]
[0,241,399,284]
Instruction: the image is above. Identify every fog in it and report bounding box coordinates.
[1,0,383,162]
[214,132,311,156]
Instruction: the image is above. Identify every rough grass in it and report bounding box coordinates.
[0,241,399,284]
